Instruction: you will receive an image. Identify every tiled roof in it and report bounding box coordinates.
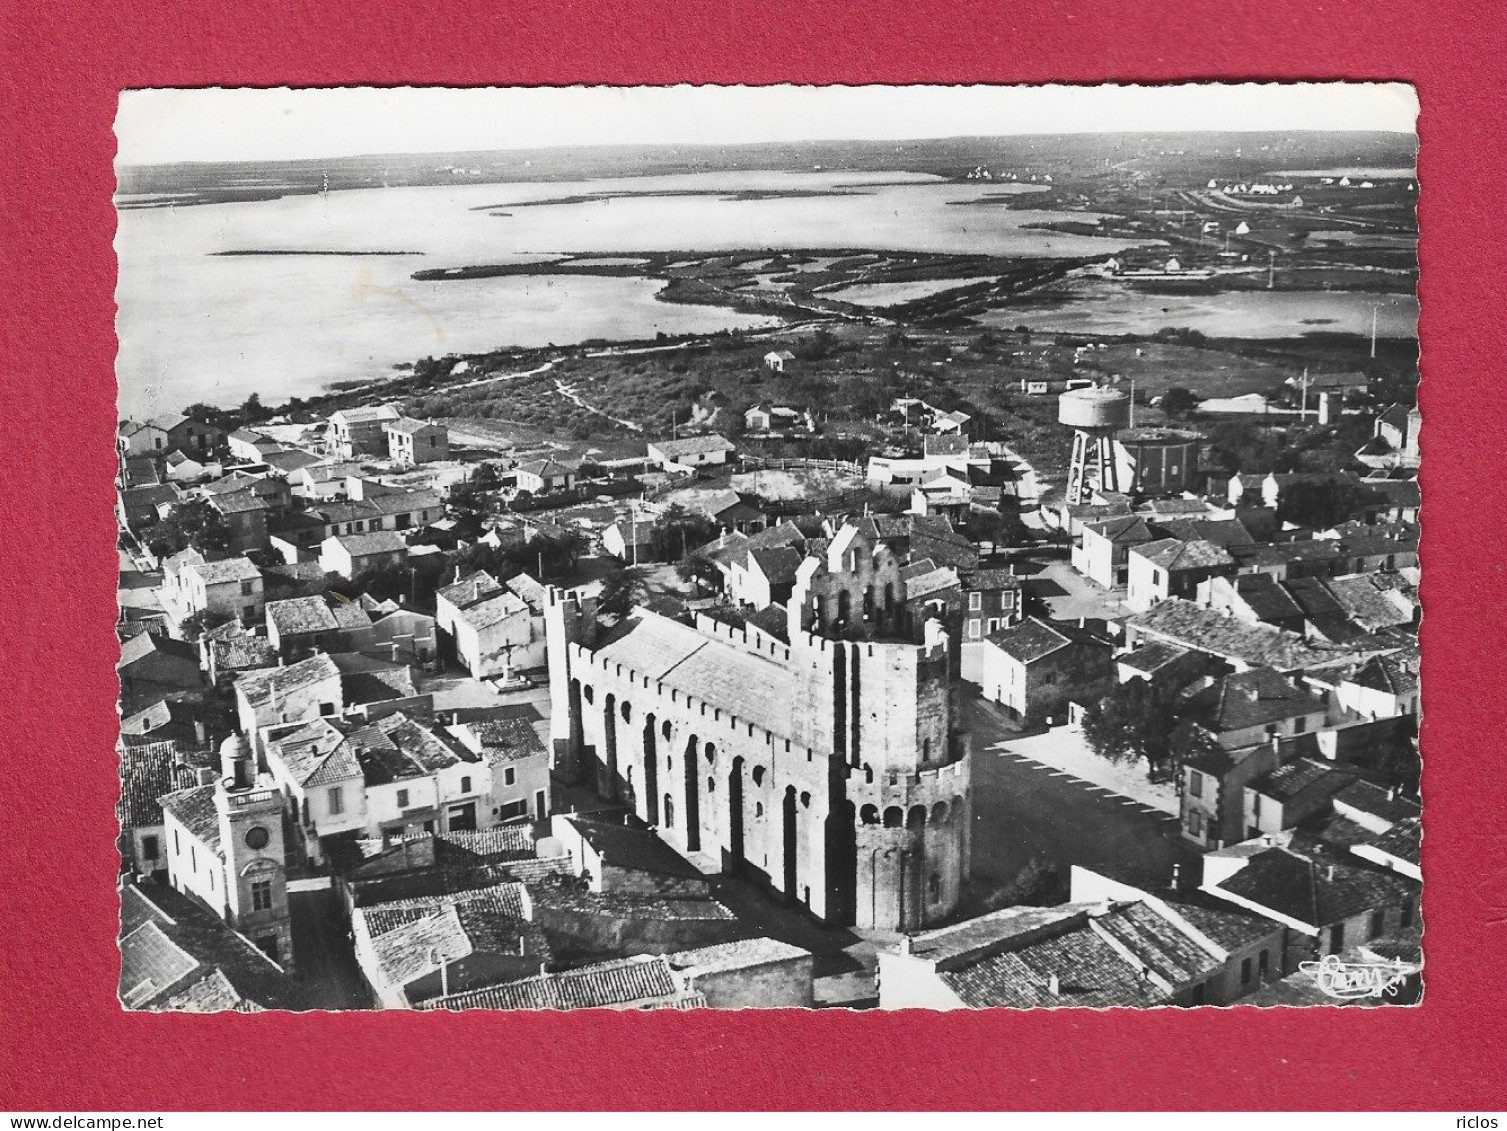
[437,826,537,863]
[1186,668,1321,733]
[1213,846,1418,929]
[209,634,277,675]
[385,416,441,435]
[1126,600,1354,673]
[465,717,546,764]
[748,546,803,585]
[1253,757,1361,805]
[438,570,501,608]
[368,490,443,516]
[360,882,531,939]
[454,589,529,631]
[1133,538,1234,571]
[330,405,400,425]
[1332,779,1422,826]
[235,653,340,709]
[329,530,407,557]
[938,912,1172,1009]
[503,572,547,612]
[516,458,572,478]
[117,630,198,674]
[1161,893,1282,952]
[159,967,259,1012]
[564,817,706,879]
[650,434,735,459]
[1155,518,1255,548]
[266,595,339,636]
[1363,816,1421,867]
[120,921,203,1008]
[594,612,794,740]
[269,718,364,788]
[334,654,419,706]
[1323,573,1417,631]
[1116,640,1193,676]
[260,449,323,474]
[667,937,811,974]
[529,887,737,922]
[374,712,478,773]
[1220,573,1305,623]
[986,617,1075,664]
[1084,514,1154,544]
[118,740,210,829]
[961,568,1021,592]
[210,489,269,516]
[905,565,961,601]
[1092,900,1221,985]
[419,954,700,1012]
[188,556,262,586]
[158,785,223,857]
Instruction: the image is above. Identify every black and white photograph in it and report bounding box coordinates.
[114,83,1422,1013]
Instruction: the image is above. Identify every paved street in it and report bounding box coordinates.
[963,694,1201,900]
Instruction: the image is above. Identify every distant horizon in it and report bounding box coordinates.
[117,84,1418,167]
[119,126,1419,172]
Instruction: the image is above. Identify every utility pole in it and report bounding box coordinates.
[1299,368,1310,421]
[1267,250,1276,290]
[1370,305,1380,359]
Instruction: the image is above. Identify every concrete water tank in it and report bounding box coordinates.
[1058,387,1131,430]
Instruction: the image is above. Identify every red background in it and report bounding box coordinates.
[3,0,1506,1111]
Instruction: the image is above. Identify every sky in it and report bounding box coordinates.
[116,83,1419,166]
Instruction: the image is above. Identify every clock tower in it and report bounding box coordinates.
[215,734,295,973]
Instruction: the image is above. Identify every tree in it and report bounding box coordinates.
[179,610,233,642]
[1165,718,1224,785]
[651,504,718,562]
[676,551,722,593]
[144,499,231,558]
[982,854,1067,911]
[597,566,651,621]
[1277,478,1383,530]
[1080,679,1177,777]
[1160,386,1199,420]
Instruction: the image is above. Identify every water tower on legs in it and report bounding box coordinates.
[1059,386,1131,504]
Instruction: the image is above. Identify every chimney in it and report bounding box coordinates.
[1388,785,1400,801]
[196,767,217,787]
[193,719,207,745]
[899,934,912,956]
[1325,864,1336,882]
[1169,863,1182,891]
[1047,973,1061,996]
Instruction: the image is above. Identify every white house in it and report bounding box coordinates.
[763,350,795,373]
[647,434,735,470]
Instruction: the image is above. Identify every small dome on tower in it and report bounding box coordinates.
[219,733,251,762]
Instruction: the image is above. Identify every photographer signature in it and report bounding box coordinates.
[1298,953,1421,999]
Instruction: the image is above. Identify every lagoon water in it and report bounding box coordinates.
[115,170,1150,416]
[979,284,1419,340]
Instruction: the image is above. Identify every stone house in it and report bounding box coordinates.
[1126,538,1235,612]
[178,556,264,626]
[319,530,408,578]
[666,938,816,1008]
[1073,514,1154,588]
[513,459,575,494]
[450,715,552,824]
[326,405,401,458]
[384,417,449,467]
[233,653,344,757]
[978,616,1113,726]
[1202,838,1420,971]
[728,545,803,610]
[265,594,375,659]
[646,434,735,470]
